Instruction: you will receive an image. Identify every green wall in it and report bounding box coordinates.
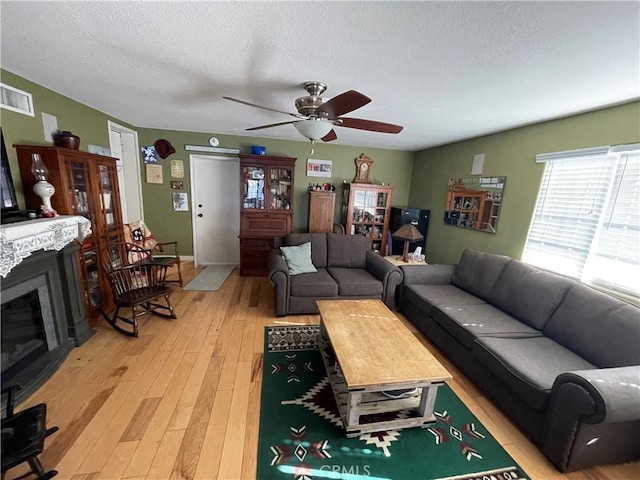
[409,101,640,264]
[137,128,413,254]
[1,69,134,210]
[1,70,414,256]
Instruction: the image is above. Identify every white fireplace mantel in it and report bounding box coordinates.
[0,215,92,278]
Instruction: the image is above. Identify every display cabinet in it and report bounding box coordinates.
[14,145,124,317]
[238,153,296,276]
[308,190,336,233]
[340,183,393,255]
[444,188,486,230]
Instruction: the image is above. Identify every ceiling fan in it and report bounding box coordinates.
[223,81,403,143]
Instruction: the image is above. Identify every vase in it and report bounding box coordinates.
[53,131,81,150]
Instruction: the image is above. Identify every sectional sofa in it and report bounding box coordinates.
[398,248,640,472]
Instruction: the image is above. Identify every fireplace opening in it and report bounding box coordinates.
[1,273,60,391]
[1,290,48,385]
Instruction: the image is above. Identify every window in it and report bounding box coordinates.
[523,144,640,298]
[0,83,34,117]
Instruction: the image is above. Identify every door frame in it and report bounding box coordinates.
[190,153,240,267]
[107,120,144,224]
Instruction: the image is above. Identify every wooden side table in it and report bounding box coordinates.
[384,255,427,266]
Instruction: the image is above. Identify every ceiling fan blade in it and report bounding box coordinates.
[316,90,371,119]
[245,120,299,131]
[321,129,338,142]
[337,117,404,134]
[223,96,302,118]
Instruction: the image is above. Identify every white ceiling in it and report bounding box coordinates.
[2,1,638,151]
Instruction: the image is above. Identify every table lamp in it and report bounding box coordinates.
[392,223,424,262]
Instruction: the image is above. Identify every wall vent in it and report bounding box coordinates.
[1,83,34,116]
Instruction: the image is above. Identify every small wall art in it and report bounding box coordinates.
[141,145,158,163]
[170,181,183,190]
[146,164,163,184]
[172,192,189,211]
[307,158,332,178]
[170,159,184,178]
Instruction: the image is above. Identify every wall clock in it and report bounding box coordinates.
[354,154,373,183]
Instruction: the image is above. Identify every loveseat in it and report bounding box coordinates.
[398,248,640,472]
[269,233,402,316]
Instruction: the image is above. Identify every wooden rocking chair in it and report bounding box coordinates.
[1,385,59,480]
[100,242,177,338]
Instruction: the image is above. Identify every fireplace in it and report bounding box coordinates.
[1,216,93,406]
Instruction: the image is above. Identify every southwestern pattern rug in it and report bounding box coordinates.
[258,325,530,480]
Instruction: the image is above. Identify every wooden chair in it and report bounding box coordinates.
[100,242,177,338]
[1,385,59,480]
[123,221,183,287]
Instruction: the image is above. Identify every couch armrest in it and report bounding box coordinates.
[365,251,403,309]
[400,264,456,285]
[550,366,640,424]
[542,366,640,471]
[268,250,290,317]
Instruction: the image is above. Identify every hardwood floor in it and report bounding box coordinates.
[7,262,639,480]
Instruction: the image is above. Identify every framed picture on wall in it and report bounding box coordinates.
[307,158,332,178]
[172,192,188,211]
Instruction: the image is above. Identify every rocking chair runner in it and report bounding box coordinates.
[123,221,183,287]
[100,242,177,338]
[1,385,59,480]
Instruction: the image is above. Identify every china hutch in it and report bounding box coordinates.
[341,183,393,255]
[238,153,296,276]
[14,145,124,318]
[308,190,336,233]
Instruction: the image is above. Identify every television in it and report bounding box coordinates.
[1,128,22,222]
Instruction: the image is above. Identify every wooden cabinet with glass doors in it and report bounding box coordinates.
[341,183,393,255]
[14,145,124,319]
[238,153,296,276]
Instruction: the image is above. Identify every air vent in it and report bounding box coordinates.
[1,83,34,116]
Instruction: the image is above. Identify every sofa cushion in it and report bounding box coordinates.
[403,284,487,317]
[453,248,511,300]
[327,267,383,297]
[289,268,338,297]
[433,303,543,350]
[544,283,640,368]
[473,336,596,411]
[280,242,317,275]
[327,233,369,268]
[488,260,574,330]
[284,233,328,268]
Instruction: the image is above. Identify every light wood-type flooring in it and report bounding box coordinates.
[6,262,639,480]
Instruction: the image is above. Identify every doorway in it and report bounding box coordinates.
[107,121,143,224]
[190,154,240,266]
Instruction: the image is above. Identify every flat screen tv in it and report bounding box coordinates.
[1,128,22,221]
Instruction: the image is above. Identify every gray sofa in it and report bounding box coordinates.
[269,233,402,316]
[398,248,640,472]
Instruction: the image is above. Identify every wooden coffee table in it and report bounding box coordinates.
[317,299,452,437]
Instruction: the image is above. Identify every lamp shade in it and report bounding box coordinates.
[294,119,333,141]
[392,223,424,242]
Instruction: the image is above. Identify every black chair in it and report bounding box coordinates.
[100,242,177,338]
[1,385,59,480]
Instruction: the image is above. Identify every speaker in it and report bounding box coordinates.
[390,207,430,255]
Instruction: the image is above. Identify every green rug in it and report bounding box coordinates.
[258,325,529,480]
[183,265,235,291]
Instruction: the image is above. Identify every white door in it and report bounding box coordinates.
[108,121,144,223]
[191,155,240,266]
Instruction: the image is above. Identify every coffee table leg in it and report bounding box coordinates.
[347,391,362,427]
[418,384,440,420]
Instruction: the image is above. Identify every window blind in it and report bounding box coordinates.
[523,145,640,298]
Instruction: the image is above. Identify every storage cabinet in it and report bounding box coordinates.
[14,145,124,317]
[340,183,393,255]
[308,190,336,233]
[444,188,486,230]
[238,153,296,276]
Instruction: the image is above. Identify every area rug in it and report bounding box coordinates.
[258,325,530,480]
[183,265,235,291]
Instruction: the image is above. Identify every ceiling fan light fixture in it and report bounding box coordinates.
[294,119,333,141]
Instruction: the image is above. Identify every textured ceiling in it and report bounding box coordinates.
[1,1,638,151]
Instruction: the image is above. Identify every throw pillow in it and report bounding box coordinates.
[280,242,317,275]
